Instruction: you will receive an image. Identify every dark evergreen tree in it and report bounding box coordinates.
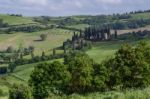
[115,30,118,39]
[53,48,56,56]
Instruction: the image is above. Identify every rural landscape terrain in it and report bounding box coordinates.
[0,2,150,99]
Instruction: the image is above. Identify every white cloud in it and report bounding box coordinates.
[74,1,83,8]
[96,0,122,5]
[0,0,149,16]
[19,0,48,6]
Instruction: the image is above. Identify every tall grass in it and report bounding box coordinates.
[46,87,150,99]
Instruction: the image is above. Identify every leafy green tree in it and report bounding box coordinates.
[41,51,47,60]
[29,61,71,99]
[92,63,108,91]
[53,48,56,56]
[114,30,118,38]
[8,63,16,73]
[104,42,150,88]
[9,84,32,99]
[0,66,7,74]
[6,46,14,53]
[29,46,34,53]
[40,34,47,41]
[66,52,94,93]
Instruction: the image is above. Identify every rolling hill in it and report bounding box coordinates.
[0,11,150,98]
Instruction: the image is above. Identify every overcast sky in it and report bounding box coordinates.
[0,0,149,16]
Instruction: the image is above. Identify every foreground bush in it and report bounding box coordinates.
[66,52,94,93]
[9,84,32,99]
[29,52,108,98]
[29,62,71,99]
[104,42,150,89]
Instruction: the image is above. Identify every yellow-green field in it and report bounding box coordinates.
[0,14,36,25]
[0,28,73,56]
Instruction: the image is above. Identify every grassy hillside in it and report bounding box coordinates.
[0,14,37,25]
[0,11,150,98]
[0,28,73,56]
[131,12,150,19]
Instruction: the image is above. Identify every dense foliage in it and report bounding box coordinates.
[0,66,7,74]
[29,62,71,99]
[7,25,44,33]
[104,42,150,88]
[29,42,150,99]
[9,84,32,99]
[40,34,47,41]
[84,27,114,41]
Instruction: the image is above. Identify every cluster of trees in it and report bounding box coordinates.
[112,13,131,20]
[112,19,150,29]
[83,18,150,30]
[0,53,19,64]
[84,27,113,41]
[0,46,34,73]
[0,44,65,74]
[0,19,9,28]
[83,27,150,42]
[63,31,92,53]
[8,49,64,73]
[0,66,7,74]
[118,30,150,40]
[27,42,150,99]
[129,9,150,14]
[8,14,22,17]
[0,46,34,63]
[6,25,44,33]
[80,11,150,30]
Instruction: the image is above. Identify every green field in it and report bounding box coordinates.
[66,24,90,30]
[0,14,37,25]
[0,28,73,56]
[131,12,150,20]
[87,39,150,63]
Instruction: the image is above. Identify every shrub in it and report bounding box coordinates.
[6,46,14,53]
[104,42,150,89]
[40,34,47,41]
[0,66,7,74]
[66,52,94,93]
[9,84,32,99]
[29,61,71,99]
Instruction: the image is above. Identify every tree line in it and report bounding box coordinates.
[118,30,150,41]
[62,31,92,53]
[84,27,116,41]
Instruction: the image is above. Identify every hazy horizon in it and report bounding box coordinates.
[0,0,150,16]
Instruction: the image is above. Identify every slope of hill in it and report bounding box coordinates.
[0,14,37,25]
[0,11,150,98]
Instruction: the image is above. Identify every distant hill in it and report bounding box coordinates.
[0,14,37,25]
